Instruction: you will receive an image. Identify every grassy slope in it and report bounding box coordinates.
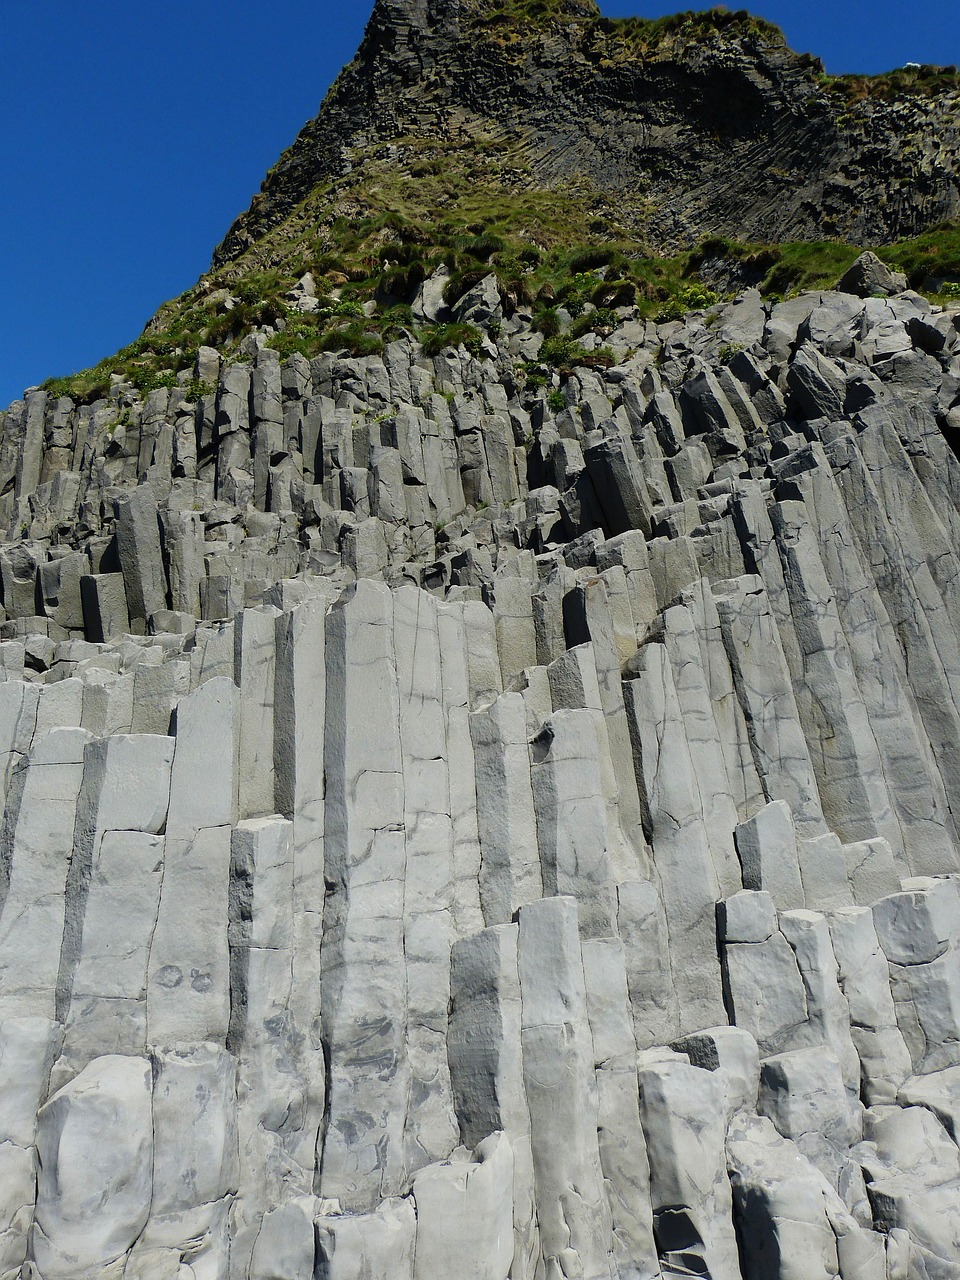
[36,5,960,403]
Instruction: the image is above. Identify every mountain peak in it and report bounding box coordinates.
[212,2,960,270]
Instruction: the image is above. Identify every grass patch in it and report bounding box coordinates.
[420,323,485,357]
[821,63,960,105]
[39,179,960,405]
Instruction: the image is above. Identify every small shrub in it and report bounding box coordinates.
[184,377,214,401]
[718,342,746,365]
[943,281,960,300]
[133,369,179,395]
[591,279,637,308]
[464,233,506,262]
[540,334,591,367]
[331,298,365,319]
[571,307,619,336]
[547,388,566,412]
[567,246,616,274]
[317,322,384,357]
[656,283,720,322]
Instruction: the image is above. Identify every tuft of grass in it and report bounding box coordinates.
[420,323,485,357]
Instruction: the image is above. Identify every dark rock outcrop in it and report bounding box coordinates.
[214,0,960,267]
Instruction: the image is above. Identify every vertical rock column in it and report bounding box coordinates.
[436,601,484,937]
[792,448,958,873]
[470,692,543,926]
[517,897,613,1280]
[228,816,317,1280]
[448,923,539,1280]
[625,642,727,1035]
[319,580,409,1210]
[713,576,827,839]
[273,592,330,1189]
[56,733,174,1075]
[0,728,91,1022]
[146,677,239,1048]
[769,500,900,855]
[392,585,460,1174]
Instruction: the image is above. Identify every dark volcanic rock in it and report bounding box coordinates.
[214,0,960,266]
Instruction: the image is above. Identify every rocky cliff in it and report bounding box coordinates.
[1,256,960,1276]
[6,1,960,1278]
[215,0,960,266]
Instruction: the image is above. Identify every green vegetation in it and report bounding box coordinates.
[474,0,598,26]
[655,283,720,323]
[586,7,785,58]
[41,175,960,406]
[821,63,960,105]
[471,2,785,53]
[420,323,485,357]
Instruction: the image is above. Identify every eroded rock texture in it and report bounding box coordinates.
[2,279,960,1276]
[213,0,960,266]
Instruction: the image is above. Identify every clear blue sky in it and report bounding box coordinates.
[2,0,958,407]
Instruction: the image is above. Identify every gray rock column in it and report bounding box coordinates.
[234,605,280,819]
[582,937,659,1279]
[517,897,613,1280]
[713,576,827,838]
[770,500,900,854]
[637,1054,743,1280]
[114,486,168,629]
[319,580,409,1210]
[448,923,539,1280]
[470,692,542,926]
[793,449,957,874]
[625,643,727,1034]
[531,709,618,939]
[392,585,460,1175]
[0,728,90,1021]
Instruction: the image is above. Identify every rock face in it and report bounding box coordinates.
[3,264,960,1275]
[213,0,960,266]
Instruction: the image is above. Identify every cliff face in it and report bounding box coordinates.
[214,0,960,266]
[6,3,960,1278]
[2,260,960,1276]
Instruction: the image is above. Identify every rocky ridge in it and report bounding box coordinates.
[214,0,960,268]
[2,253,960,1277]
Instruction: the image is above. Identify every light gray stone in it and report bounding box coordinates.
[412,1135,514,1280]
[637,1056,741,1280]
[734,802,805,910]
[314,1199,417,1280]
[517,897,612,1280]
[33,1056,153,1279]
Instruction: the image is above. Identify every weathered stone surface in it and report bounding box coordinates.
[33,1056,153,1278]
[837,251,908,299]
[637,1055,741,1280]
[7,206,960,1274]
[517,897,612,1280]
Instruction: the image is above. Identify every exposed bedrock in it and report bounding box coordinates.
[2,279,960,1275]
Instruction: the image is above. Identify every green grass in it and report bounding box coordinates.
[821,63,960,105]
[41,195,960,405]
[587,7,785,56]
[470,3,785,52]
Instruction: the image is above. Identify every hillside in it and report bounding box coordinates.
[218,0,960,264]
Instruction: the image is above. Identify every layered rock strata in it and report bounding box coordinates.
[2,277,960,1276]
[213,0,960,266]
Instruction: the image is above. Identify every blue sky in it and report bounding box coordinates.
[2,0,958,407]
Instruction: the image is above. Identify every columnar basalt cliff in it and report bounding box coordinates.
[5,3,960,1279]
[215,0,960,265]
